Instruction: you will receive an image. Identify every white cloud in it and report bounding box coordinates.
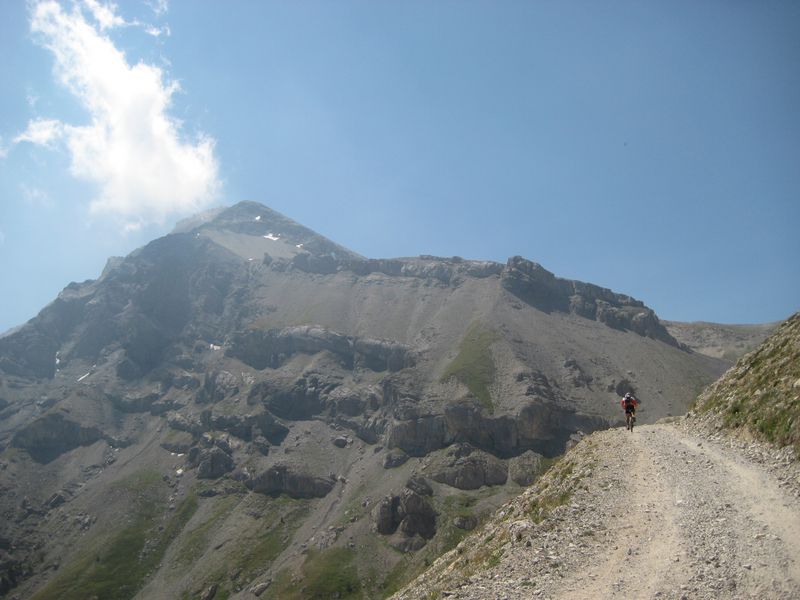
[0,227,5,245]
[13,118,65,147]
[82,0,125,30]
[18,0,219,227]
[147,0,169,18]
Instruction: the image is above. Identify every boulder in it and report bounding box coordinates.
[405,476,433,497]
[453,515,478,530]
[383,449,409,469]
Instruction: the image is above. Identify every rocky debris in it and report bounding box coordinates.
[246,464,334,499]
[508,450,545,486]
[374,488,437,545]
[332,436,349,448]
[427,444,508,490]
[195,447,235,479]
[11,413,104,463]
[384,449,410,469]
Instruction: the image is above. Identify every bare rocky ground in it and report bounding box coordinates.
[391,419,800,600]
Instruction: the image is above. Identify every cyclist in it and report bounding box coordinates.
[620,392,639,430]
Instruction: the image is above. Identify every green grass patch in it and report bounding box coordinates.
[265,547,362,600]
[32,474,197,600]
[441,322,500,413]
[174,495,239,566]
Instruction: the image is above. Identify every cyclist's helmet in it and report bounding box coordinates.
[624,393,632,398]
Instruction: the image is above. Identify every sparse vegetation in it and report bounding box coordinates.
[175,495,239,566]
[696,312,800,452]
[32,473,197,600]
[441,322,499,412]
[265,547,362,600]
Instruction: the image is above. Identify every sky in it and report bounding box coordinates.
[1,1,799,334]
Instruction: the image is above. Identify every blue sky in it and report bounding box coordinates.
[1,1,798,333]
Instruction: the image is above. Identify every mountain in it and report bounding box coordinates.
[0,201,729,599]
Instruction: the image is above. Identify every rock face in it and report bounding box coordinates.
[196,447,234,479]
[246,465,334,499]
[501,256,679,345]
[11,413,104,463]
[388,401,607,459]
[373,489,437,542]
[427,444,508,490]
[228,326,415,373]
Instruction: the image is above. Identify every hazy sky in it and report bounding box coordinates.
[1,1,798,333]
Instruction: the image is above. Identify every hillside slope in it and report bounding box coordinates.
[391,423,800,600]
[693,311,800,452]
[391,313,800,600]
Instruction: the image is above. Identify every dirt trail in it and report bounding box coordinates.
[393,423,800,600]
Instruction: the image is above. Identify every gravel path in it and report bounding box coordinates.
[392,423,800,600]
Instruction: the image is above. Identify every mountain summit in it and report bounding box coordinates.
[0,201,727,598]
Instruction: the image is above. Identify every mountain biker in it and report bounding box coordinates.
[620,392,639,425]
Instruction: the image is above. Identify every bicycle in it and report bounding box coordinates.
[625,411,636,432]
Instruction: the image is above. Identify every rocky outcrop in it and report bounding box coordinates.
[209,408,289,444]
[509,450,546,486]
[246,465,334,499]
[427,444,508,490]
[196,370,240,404]
[501,256,678,345]
[11,413,104,463]
[228,326,415,373]
[196,447,234,479]
[373,488,437,541]
[341,256,503,282]
[388,401,607,459]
